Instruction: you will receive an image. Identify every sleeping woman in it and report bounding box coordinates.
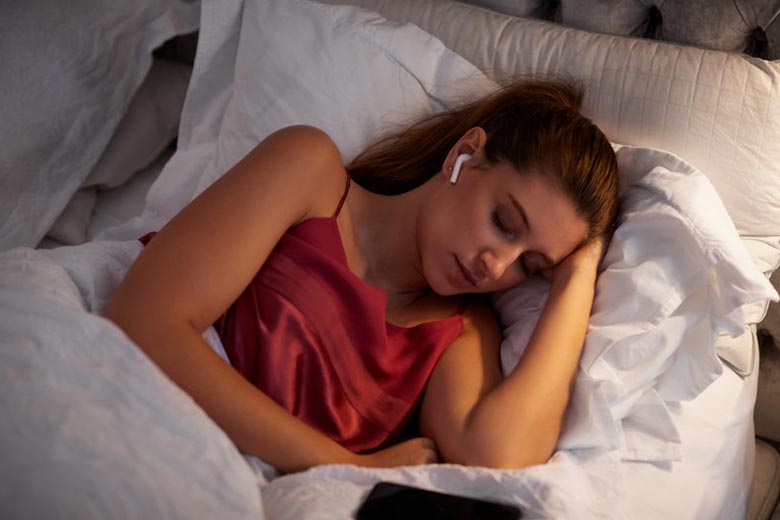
[105,80,619,474]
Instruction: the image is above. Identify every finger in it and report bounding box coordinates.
[422,439,440,464]
[425,449,440,464]
[418,437,436,450]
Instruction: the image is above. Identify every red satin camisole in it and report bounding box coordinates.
[141,176,465,453]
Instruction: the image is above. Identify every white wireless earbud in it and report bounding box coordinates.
[449,153,472,185]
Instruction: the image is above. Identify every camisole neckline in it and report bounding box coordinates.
[288,215,465,331]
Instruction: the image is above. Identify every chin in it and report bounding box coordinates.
[422,263,454,296]
[433,285,459,297]
[427,275,454,296]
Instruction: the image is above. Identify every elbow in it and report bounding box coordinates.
[461,443,554,470]
[444,427,558,470]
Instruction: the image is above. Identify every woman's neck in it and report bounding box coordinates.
[345,180,431,306]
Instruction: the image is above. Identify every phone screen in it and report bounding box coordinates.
[355,481,523,520]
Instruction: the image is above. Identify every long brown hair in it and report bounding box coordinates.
[347,80,619,240]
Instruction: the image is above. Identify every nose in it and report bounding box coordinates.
[478,245,519,282]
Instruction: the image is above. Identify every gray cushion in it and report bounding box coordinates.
[748,439,780,520]
[460,0,780,59]
[756,337,780,443]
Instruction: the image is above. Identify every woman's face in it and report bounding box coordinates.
[421,160,589,295]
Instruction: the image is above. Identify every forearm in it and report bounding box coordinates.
[461,270,595,468]
[105,308,356,473]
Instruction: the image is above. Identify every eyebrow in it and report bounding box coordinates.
[508,193,556,267]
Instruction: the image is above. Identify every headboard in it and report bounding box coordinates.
[462,0,780,60]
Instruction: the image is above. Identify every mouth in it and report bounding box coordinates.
[454,256,478,288]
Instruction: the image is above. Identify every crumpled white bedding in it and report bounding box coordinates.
[0,191,758,518]
[496,144,777,464]
[0,238,625,518]
[0,0,199,251]
[259,452,624,519]
[0,0,771,515]
[0,242,263,519]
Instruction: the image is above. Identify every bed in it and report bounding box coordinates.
[1,0,780,518]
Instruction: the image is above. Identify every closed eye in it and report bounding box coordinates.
[492,210,516,241]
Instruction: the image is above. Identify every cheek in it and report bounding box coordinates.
[455,204,492,249]
[427,198,471,249]
[418,220,449,283]
[423,191,490,263]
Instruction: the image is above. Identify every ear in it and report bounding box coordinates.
[441,127,487,179]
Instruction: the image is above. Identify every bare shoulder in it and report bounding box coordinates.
[458,295,502,347]
[420,295,502,372]
[400,293,500,342]
[106,125,349,333]
[236,125,348,220]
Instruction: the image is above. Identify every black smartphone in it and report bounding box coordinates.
[355,481,523,520]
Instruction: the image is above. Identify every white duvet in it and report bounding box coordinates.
[0,242,263,518]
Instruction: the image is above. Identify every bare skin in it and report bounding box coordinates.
[104,124,603,473]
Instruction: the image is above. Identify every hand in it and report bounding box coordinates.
[541,236,606,287]
[354,437,439,468]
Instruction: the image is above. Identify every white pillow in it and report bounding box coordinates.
[0,0,200,251]
[44,59,192,247]
[90,148,176,242]
[46,189,98,246]
[494,145,778,460]
[121,0,493,236]
[86,58,193,191]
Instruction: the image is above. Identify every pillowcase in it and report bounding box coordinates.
[0,0,200,251]
[494,145,778,460]
[44,58,192,246]
[45,189,98,246]
[85,58,193,191]
[89,148,176,242]
[117,0,493,237]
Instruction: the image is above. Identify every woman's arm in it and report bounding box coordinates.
[419,239,603,469]
[105,125,436,473]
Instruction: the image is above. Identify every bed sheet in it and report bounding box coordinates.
[249,354,756,519]
[621,359,758,518]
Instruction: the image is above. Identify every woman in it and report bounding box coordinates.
[105,80,619,474]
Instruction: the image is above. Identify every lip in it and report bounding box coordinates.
[454,255,478,288]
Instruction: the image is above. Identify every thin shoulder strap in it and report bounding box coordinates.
[331,175,351,218]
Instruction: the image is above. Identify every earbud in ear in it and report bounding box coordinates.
[449,153,472,185]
